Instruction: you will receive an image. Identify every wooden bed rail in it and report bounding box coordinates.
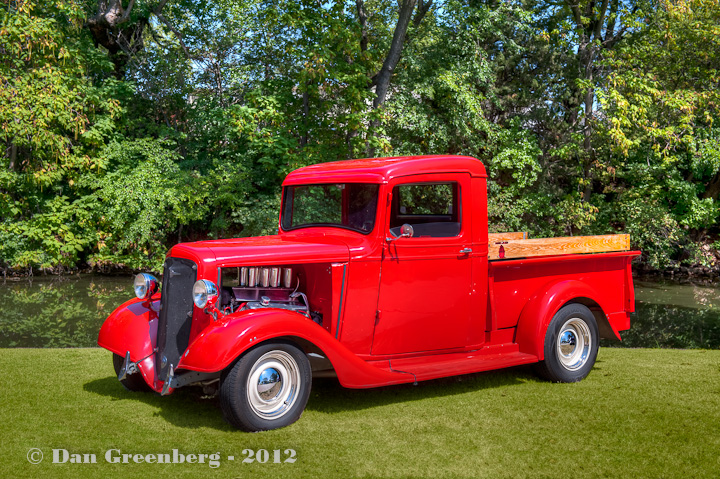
[487,233,631,260]
[488,232,527,241]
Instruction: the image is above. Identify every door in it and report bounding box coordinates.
[371,173,473,355]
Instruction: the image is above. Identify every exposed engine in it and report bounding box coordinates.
[220,266,322,325]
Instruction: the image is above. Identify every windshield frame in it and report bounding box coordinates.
[280,182,381,235]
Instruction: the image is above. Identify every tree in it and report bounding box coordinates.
[355,0,433,155]
[0,0,122,269]
[518,0,644,203]
[595,0,720,266]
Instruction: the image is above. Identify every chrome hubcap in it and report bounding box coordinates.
[557,318,591,371]
[257,368,282,400]
[560,330,577,355]
[246,351,300,420]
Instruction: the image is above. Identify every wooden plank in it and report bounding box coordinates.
[488,234,630,260]
[488,232,527,242]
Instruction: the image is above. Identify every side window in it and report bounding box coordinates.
[389,182,461,238]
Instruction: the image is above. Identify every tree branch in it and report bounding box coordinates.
[413,0,433,28]
[594,0,610,39]
[356,0,368,53]
[372,0,417,109]
[119,0,136,23]
[154,0,170,15]
[604,0,619,41]
[156,12,193,60]
[602,23,628,48]
[567,1,584,31]
[585,0,595,22]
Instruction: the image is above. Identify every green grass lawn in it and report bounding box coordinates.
[1,348,718,478]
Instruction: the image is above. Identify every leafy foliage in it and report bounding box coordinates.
[0,0,122,270]
[88,138,207,270]
[2,0,720,273]
[596,0,720,266]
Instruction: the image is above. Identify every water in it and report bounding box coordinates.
[0,275,718,349]
[604,279,720,349]
[0,275,132,348]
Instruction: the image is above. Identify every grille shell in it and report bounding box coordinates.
[157,257,197,378]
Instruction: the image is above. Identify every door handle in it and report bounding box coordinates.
[459,248,472,254]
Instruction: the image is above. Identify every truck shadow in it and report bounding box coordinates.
[83,364,540,430]
[83,377,232,431]
[306,365,537,414]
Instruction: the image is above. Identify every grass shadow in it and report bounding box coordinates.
[84,364,541,429]
[83,376,233,431]
[305,365,539,413]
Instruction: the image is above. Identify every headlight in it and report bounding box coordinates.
[193,279,218,308]
[134,273,159,300]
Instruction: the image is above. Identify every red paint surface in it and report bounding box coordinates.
[97,296,163,391]
[98,155,639,391]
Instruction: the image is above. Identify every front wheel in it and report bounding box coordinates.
[534,303,599,383]
[220,342,312,432]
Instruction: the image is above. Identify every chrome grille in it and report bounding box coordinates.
[157,257,197,378]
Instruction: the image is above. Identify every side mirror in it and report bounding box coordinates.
[400,224,414,238]
[386,224,414,242]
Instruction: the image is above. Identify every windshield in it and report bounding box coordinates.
[281,183,380,234]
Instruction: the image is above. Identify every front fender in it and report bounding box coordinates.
[515,280,610,360]
[97,296,160,391]
[177,309,413,388]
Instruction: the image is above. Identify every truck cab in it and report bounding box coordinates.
[99,155,639,432]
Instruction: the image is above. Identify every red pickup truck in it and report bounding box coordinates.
[99,155,639,431]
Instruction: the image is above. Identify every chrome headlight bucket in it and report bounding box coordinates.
[134,273,159,300]
[193,279,218,308]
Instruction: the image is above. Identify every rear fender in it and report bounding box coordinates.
[177,309,413,388]
[97,296,160,391]
[515,280,614,360]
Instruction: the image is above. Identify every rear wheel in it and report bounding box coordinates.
[220,342,312,432]
[112,353,151,392]
[534,303,599,383]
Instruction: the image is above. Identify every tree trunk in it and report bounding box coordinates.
[564,0,628,202]
[300,83,310,148]
[85,0,168,78]
[702,171,720,200]
[356,0,368,54]
[363,0,432,157]
[9,142,17,171]
[581,56,596,201]
[371,0,417,112]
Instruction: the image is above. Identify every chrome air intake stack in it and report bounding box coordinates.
[231,266,296,300]
[221,266,316,321]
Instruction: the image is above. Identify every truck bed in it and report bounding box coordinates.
[488,249,638,335]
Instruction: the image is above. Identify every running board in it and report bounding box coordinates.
[374,345,538,383]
